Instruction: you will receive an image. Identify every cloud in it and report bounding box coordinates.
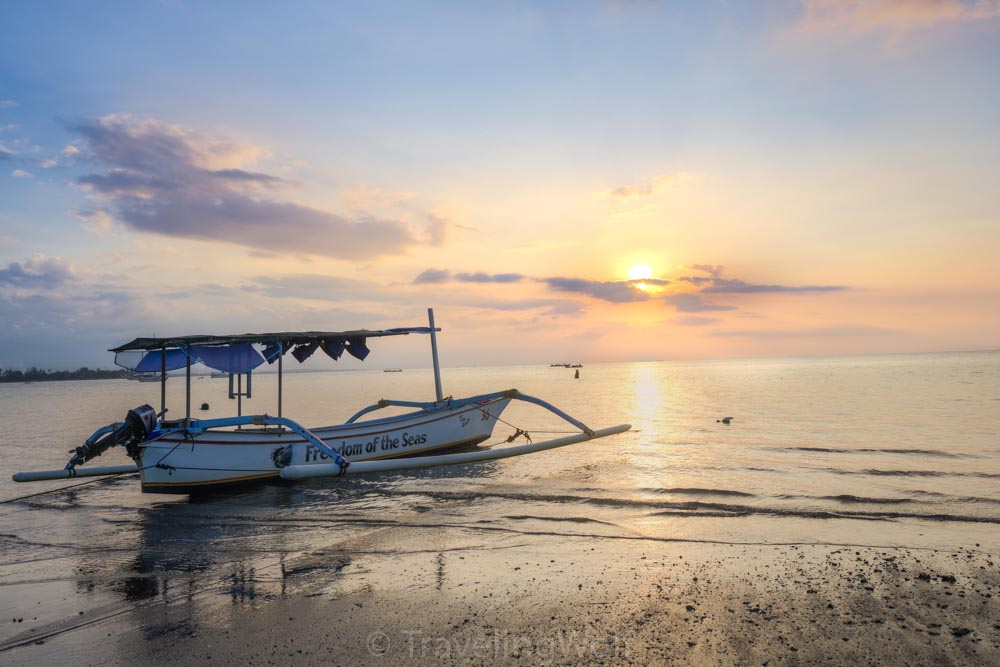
[702,279,846,294]
[0,144,12,160]
[413,269,526,285]
[689,264,725,277]
[454,271,525,283]
[0,99,17,108]
[711,325,896,339]
[413,271,662,302]
[675,316,722,326]
[664,293,736,313]
[11,169,31,178]
[0,254,76,289]
[542,277,651,303]
[0,288,154,368]
[69,115,422,259]
[72,207,114,233]
[796,0,1000,35]
[413,268,452,284]
[597,173,696,200]
[410,263,844,311]
[676,265,845,294]
[425,211,448,246]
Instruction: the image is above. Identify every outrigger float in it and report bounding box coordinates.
[13,309,630,494]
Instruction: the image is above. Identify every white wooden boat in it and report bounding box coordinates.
[12,309,630,494]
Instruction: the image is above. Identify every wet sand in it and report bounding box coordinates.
[2,356,998,664]
[3,518,997,666]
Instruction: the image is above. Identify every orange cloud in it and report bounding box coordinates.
[595,172,699,201]
[797,0,1000,34]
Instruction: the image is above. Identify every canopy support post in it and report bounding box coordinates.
[277,343,283,419]
[159,345,166,416]
[185,355,191,427]
[428,308,443,402]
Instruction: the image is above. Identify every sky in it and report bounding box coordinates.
[1,0,998,370]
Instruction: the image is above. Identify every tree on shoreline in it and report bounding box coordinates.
[0,367,128,383]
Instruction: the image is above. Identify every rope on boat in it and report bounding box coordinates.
[480,410,581,448]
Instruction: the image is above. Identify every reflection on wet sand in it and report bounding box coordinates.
[21,460,504,652]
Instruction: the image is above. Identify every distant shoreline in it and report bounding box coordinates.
[1,348,998,383]
[0,368,128,384]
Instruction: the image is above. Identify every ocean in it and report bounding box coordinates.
[0,351,998,655]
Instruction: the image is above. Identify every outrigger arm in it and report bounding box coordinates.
[345,388,595,435]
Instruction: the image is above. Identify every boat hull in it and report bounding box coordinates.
[137,397,511,493]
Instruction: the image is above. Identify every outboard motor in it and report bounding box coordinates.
[67,404,158,468]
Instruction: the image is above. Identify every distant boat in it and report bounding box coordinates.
[383,368,403,373]
[128,372,162,383]
[210,371,228,378]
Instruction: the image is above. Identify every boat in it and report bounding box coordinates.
[210,371,228,378]
[127,372,163,382]
[13,309,630,494]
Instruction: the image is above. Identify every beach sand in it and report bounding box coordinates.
[4,518,997,666]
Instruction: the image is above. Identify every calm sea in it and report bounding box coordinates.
[1,351,998,648]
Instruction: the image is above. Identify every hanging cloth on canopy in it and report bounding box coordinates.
[320,338,345,361]
[133,348,190,373]
[291,342,318,363]
[345,337,370,361]
[188,343,266,374]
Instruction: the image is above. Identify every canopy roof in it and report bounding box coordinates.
[111,327,438,374]
[110,327,436,352]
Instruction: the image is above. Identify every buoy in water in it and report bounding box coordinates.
[200,402,210,411]
[716,416,732,425]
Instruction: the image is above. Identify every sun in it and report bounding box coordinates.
[628,264,653,281]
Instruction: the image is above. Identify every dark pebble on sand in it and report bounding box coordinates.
[951,627,972,637]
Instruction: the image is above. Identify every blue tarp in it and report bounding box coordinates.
[134,349,190,373]
[132,344,265,374]
[189,343,266,374]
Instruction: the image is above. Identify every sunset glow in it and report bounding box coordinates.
[627,264,654,281]
[0,2,997,369]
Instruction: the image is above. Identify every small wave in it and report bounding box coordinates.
[646,503,1000,525]
[638,487,755,498]
[369,489,1000,525]
[820,495,913,505]
[502,515,618,526]
[821,468,1000,479]
[957,496,1000,505]
[769,446,969,458]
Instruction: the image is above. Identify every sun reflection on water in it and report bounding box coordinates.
[621,363,682,495]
